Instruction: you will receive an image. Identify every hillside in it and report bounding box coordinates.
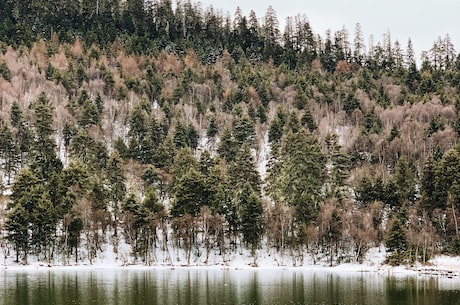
[1,0,460,267]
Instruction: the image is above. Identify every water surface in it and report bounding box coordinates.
[1,268,460,305]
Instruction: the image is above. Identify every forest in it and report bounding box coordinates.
[1,0,460,267]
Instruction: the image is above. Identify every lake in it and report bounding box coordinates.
[1,268,460,305]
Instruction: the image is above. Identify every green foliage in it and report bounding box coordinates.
[239,183,265,255]
[361,108,382,134]
[170,167,208,217]
[206,116,219,138]
[0,123,17,182]
[343,94,361,115]
[434,148,460,210]
[0,61,11,81]
[6,203,29,262]
[217,127,239,162]
[389,158,417,207]
[324,133,350,200]
[267,128,325,226]
[229,143,261,194]
[300,107,317,131]
[427,114,444,136]
[2,0,460,266]
[173,122,198,149]
[30,93,62,180]
[355,176,386,205]
[70,129,108,173]
[387,125,400,142]
[385,217,407,265]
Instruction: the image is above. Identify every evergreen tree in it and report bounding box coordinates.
[434,148,460,211]
[5,203,29,263]
[106,150,126,235]
[170,167,208,217]
[30,191,58,261]
[217,127,239,163]
[128,105,149,161]
[70,129,108,173]
[206,116,219,138]
[239,183,264,256]
[30,93,62,180]
[267,128,325,227]
[420,155,438,214]
[324,133,350,200]
[385,216,407,265]
[233,116,255,146]
[0,123,16,183]
[228,143,261,194]
[389,157,416,208]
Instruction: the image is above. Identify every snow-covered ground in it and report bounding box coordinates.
[2,242,460,279]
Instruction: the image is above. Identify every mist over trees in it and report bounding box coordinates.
[1,0,460,266]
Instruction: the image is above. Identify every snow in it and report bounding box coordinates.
[1,132,459,279]
[2,241,460,280]
[256,131,270,180]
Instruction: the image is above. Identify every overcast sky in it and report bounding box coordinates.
[197,0,459,60]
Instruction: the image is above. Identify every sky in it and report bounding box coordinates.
[197,0,459,60]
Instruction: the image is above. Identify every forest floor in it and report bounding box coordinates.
[2,245,460,278]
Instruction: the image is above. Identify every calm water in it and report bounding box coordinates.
[1,268,460,305]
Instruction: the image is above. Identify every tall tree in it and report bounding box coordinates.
[353,23,365,64]
[267,128,325,227]
[106,150,126,235]
[30,93,62,181]
[239,182,264,257]
[324,133,350,200]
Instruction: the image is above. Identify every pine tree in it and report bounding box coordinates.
[420,155,438,214]
[106,150,126,235]
[31,93,62,180]
[128,105,149,161]
[5,203,29,263]
[31,191,58,262]
[239,183,264,257]
[228,142,261,194]
[324,133,350,200]
[385,216,407,265]
[217,127,238,162]
[0,123,16,183]
[170,167,208,217]
[353,23,364,64]
[70,129,108,173]
[267,128,325,227]
[435,148,460,210]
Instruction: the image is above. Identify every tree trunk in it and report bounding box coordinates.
[452,199,459,238]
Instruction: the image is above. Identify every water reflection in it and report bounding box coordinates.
[1,268,460,305]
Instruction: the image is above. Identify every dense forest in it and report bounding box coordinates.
[1,0,460,267]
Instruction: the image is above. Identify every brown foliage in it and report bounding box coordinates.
[70,37,84,58]
[335,60,350,74]
[155,51,182,75]
[119,55,140,78]
[50,50,69,72]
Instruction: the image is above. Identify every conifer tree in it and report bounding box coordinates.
[385,216,407,265]
[267,128,325,227]
[31,93,62,181]
[239,183,264,257]
[170,167,208,217]
[5,203,29,263]
[228,142,261,194]
[324,133,350,200]
[106,150,126,235]
[0,123,16,183]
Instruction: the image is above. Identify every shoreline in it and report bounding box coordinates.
[2,259,460,278]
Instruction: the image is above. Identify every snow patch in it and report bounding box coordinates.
[257,131,270,180]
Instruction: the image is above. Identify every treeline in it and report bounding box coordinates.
[2,0,458,73]
[0,1,460,266]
